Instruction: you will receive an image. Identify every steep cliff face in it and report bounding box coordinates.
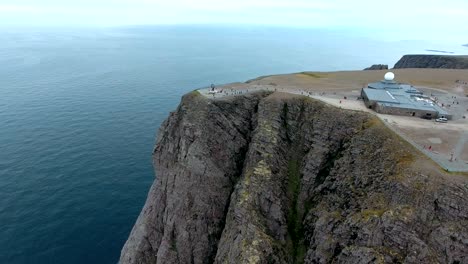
[120,91,468,264]
[394,55,468,69]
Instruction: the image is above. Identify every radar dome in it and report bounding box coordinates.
[384,72,395,81]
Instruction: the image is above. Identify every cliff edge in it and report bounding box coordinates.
[120,91,468,264]
[394,55,468,69]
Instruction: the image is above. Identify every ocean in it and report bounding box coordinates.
[0,25,465,264]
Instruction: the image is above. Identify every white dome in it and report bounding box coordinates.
[384,72,395,81]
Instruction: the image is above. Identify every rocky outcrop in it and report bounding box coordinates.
[120,91,468,264]
[394,54,468,69]
[363,64,388,70]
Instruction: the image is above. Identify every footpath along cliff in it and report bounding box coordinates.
[120,91,468,264]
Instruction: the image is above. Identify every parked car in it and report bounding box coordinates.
[435,117,448,123]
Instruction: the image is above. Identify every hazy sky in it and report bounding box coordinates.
[1,0,467,41]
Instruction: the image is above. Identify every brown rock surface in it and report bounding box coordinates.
[120,91,468,264]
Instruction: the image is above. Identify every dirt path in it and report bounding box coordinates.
[455,132,468,160]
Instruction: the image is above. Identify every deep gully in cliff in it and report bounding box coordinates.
[209,96,262,263]
[282,101,308,264]
[213,95,352,263]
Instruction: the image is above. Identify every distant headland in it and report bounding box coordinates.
[364,54,468,71]
[394,54,468,69]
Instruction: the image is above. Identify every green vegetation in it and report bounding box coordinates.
[281,101,307,263]
[359,209,386,221]
[360,117,381,130]
[253,160,272,178]
[286,157,306,264]
[170,228,178,252]
[190,90,201,97]
[258,120,278,145]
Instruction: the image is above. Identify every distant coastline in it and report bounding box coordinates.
[425,49,454,54]
[463,44,468,47]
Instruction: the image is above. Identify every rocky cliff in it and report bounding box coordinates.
[120,91,468,264]
[363,64,388,70]
[394,55,468,69]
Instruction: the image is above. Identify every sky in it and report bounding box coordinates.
[0,0,467,42]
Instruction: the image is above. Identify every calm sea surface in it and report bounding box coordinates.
[0,25,465,263]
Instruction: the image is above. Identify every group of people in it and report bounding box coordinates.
[208,84,308,98]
